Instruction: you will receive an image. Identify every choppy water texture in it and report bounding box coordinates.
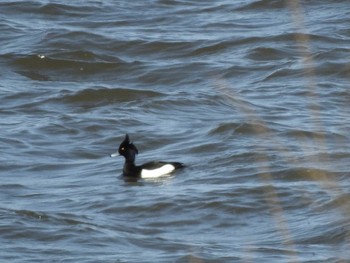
[1,0,350,262]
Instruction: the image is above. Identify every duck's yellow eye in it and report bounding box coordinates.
[121,147,125,151]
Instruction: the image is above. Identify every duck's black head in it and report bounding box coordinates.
[118,134,139,162]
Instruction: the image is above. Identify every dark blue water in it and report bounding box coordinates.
[1,1,350,262]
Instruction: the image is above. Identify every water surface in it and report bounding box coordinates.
[1,0,350,262]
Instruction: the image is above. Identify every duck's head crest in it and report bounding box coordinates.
[119,134,138,156]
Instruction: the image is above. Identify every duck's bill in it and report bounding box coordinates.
[110,152,119,157]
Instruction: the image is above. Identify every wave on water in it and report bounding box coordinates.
[59,87,164,107]
[0,1,102,16]
[7,51,140,81]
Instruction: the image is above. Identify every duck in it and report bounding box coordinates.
[110,134,184,179]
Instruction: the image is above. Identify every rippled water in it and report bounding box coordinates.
[1,0,350,262]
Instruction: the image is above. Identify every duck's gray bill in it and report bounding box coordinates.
[110,152,119,157]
